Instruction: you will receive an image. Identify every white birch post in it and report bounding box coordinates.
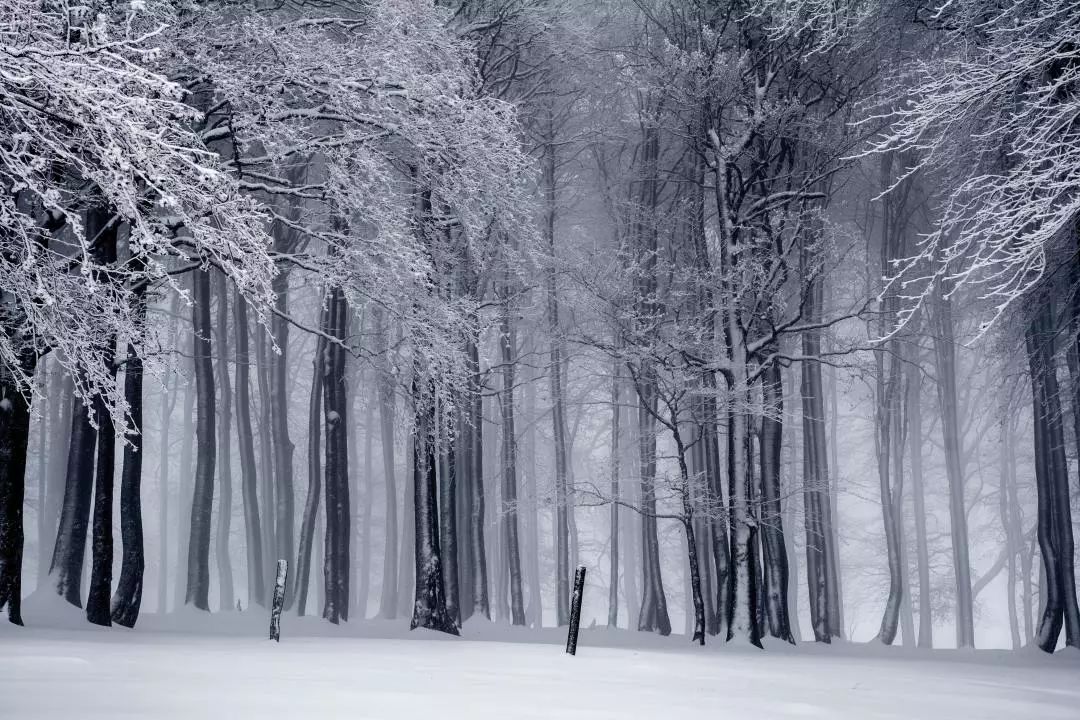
[269,559,288,642]
[566,565,586,655]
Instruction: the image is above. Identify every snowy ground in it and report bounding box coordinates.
[2,610,1078,719]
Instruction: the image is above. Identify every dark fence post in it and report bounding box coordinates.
[269,559,288,642]
[566,565,586,655]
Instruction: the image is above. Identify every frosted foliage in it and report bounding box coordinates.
[185,0,534,390]
[873,0,1080,331]
[0,0,274,409]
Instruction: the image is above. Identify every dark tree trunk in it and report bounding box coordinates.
[270,282,295,603]
[439,413,460,626]
[111,335,145,627]
[234,291,264,607]
[759,361,792,643]
[213,271,234,611]
[409,378,458,635]
[255,322,276,590]
[84,208,120,626]
[50,386,96,606]
[87,391,118,619]
[323,287,351,623]
[704,389,732,639]
[671,422,705,645]
[636,364,670,635]
[186,267,216,610]
[498,286,525,626]
[295,303,327,616]
[1026,301,1080,651]
[800,272,839,641]
[0,356,34,625]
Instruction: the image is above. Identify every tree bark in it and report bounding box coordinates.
[322,287,350,623]
[111,334,145,627]
[759,360,793,643]
[157,343,178,615]
[270,280,295,604]
[499,285,525,626]
[930,286,975,648]
[907,342,933,648]
[185,267,216,611]
[0,355,34,625]
[466,329,489,619]
[1026,301,1080,651]
[608,355,621,628]
[409,376,458,635]
[295,302,327,616]
[636,363,671,636]
[541,125,572,627]
[213,271,234,611]
[374,308,399,619]
[234,290,264,607]
[255,322,276,588]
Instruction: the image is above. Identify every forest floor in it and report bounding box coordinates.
[2,606,1078,719]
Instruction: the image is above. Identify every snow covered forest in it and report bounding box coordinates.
[3,0,1080,703]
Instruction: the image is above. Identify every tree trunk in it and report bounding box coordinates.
[185,267,216,610]
[234,290,264,607]
[542,130,572,627]
[0,355,34,625]
[409,377,458,635]
[636,364,671,636]
[175,354,195,610]
[398,432,416,617]
[111,334,146,627]
[213,271,234,611]
[87,389,117,623]
[322,287,350,623]
[499,286,525,626]
[374,308,399,619]
[1026,301,1080,651]
[356,375,373,619]
[41,365,71,592]
[466,329,489,619]
[930,287,975,648]
[157,343,178,615]
[295,303,327,616]
[907,343,933,648]
[34,360,49,587]
[608,355,621,628]
[999,418,1022,650]
[270,279,295,604]
[759,361,793,643]
[255,322,276,589]
[800,254,840,642]
[50,386,96,606]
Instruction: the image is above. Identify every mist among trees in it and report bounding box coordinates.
[2,0,1079,673]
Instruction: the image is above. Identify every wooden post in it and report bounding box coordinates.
[566,565,586,655]
[269,559,288,642]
